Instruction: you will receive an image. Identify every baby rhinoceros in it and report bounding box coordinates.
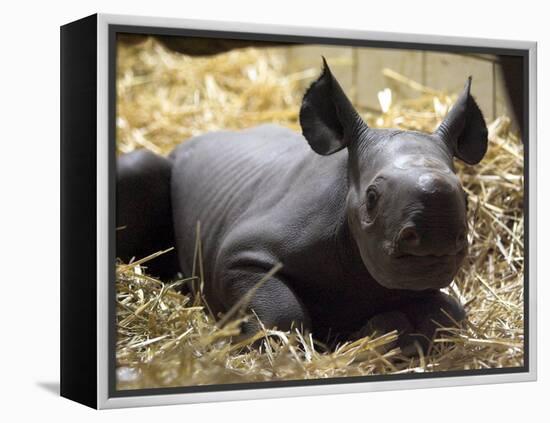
[117,59,488,354]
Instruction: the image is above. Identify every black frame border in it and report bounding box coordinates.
[107,23,530,399]
[60,14,98,409]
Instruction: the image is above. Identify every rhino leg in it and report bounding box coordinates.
[216,265,311,339]
[354,311,414,353]
[359,291,465,355]
[116,149,180,280]
[399,291,465,355]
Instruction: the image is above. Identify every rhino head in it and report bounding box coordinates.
[299,59,488,291]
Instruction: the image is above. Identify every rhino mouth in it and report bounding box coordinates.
[395,247,467,269]
[395,249,466,263]
[385,247,467,290]
[364,240,467,290]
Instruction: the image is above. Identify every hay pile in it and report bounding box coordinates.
[115,39,524,390]
[116,39,305,155]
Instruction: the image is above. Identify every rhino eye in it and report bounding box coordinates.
[366,188,378,211]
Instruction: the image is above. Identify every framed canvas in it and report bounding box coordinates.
[60,13,537,409]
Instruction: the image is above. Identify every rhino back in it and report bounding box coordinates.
[170,125,336,276]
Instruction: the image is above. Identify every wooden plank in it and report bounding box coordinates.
[356,47,424,111]
[425,52,495,121]
[285,44,354,98]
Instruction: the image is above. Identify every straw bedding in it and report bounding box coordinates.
[115,38,524,389]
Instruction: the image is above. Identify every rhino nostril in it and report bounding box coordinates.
[398,226,420,249]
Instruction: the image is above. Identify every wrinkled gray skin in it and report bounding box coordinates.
[117,60,488,353]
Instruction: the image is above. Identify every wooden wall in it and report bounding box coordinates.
[285,45,517,128]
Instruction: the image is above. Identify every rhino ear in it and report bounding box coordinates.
[435,77,488,165]
[299,58,366,156]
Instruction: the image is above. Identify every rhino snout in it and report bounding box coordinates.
[396,223,468,258]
